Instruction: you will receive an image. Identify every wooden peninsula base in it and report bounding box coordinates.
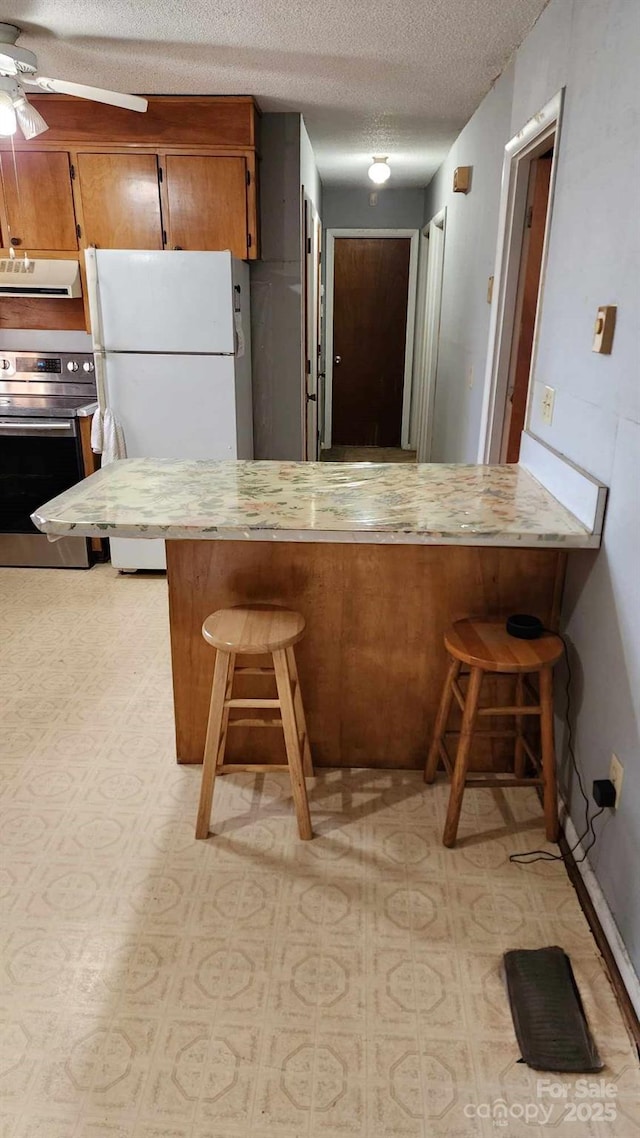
[166,540,567,771]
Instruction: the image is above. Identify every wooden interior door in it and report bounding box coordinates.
[331,237,410,447]
[502,153,553,462]
[0,151,77,250]
[76,153,164,249]
[164,156,248,258]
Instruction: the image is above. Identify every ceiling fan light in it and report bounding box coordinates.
[14,94,48,139]
[368,157,391,185]
[0,89,16,136]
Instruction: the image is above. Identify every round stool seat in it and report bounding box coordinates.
[444,619,563,674]
[202,604,306,654]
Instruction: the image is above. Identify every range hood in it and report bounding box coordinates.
[0,257,81,298]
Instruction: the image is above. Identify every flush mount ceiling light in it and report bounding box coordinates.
[368,156,391,185]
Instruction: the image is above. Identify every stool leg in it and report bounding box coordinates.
[216,652,236,769]
[425,657,461,783]
[514,674,526,778]
[539,665,559,842]
[195,649,232,840]
[443,665,483,848]
[286,645,314,777]
[273,647,313,840]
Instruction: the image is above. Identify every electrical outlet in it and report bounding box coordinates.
[541,385,555,425]
[609,753,624,807]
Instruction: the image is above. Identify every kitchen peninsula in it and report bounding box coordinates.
[33,457,603,771]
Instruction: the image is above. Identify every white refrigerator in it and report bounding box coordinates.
[86,249,253,571]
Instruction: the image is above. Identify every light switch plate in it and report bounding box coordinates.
[592,305,617,353]
[541,385,555,425]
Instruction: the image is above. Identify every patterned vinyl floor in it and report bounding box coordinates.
[1,565,638,1138]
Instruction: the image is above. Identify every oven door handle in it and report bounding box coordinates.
[0,419,75,436]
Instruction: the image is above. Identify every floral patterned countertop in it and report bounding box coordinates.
[32,458,599,548]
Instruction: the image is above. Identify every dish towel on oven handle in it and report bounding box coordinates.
[86,246,127,466]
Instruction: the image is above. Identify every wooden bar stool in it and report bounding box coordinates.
[424,619,564,848]
[195,604,313,840]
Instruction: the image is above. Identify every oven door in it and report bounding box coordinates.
[0,418,91,567]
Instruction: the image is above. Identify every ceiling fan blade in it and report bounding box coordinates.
[25,76,147,112]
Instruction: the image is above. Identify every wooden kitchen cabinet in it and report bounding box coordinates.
[0,151,78,251]
[162,155,250,258]
[75,153,164,249]
[0,97,260,329]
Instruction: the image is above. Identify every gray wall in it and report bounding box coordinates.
[424,0,640,977]
[251,113,323,460]
[250,113,304,460]
[423,66,515,462]
[323,187,425,230]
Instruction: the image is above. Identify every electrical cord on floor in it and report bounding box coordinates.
[509,630,605,866]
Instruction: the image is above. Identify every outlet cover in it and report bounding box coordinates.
[541,385,555,425]
[609,753,624,807]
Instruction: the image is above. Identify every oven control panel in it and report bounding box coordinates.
[0,352,95,382]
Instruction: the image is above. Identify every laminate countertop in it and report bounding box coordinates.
[32,458,600,548]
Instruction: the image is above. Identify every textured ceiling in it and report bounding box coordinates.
[9,0,549,186]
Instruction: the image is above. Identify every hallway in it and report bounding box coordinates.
[321,446,417,463]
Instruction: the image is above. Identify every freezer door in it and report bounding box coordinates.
[94,250,236,354]
[103,353,239,459]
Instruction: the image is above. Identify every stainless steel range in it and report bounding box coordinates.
[0,350,98,567]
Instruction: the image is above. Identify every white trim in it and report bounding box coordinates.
[478,89,565,463]
[562,809,640,1021]
[412,209,446,461]
[410,225,430,450]
[519,432,607,535]
[324,228,419,449]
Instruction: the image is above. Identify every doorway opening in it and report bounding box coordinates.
[501,148,553,462]
[324,228,419,456]
[478,90,564,464]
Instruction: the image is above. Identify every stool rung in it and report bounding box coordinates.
[444,729,518,739]
[218,763,290,774]
[228,717,283,728]
[478,704,541,716]
[225,697,280,709]
[234,666,275,676]
[451,682,540,718]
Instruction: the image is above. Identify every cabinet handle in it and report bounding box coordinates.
[10,237,21,247]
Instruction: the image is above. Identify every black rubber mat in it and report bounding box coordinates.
[504,946,603,1072]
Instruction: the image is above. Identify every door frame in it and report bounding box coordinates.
[324,228,419,449]
[410,208,446,461]
[301,190,322,460]
[477,89,564,463]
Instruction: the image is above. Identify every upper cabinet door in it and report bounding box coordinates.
[164,156,248,258]
[76,153,164,249]
[0,151,78,251]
